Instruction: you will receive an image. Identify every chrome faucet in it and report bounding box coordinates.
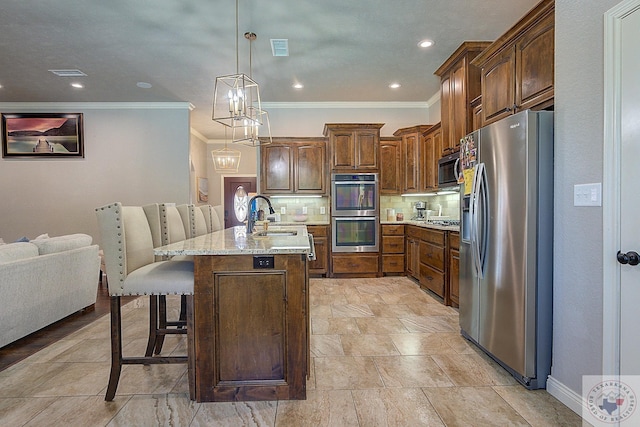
[246,195,276,232]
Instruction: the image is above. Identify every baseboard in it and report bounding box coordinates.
[546,375,585,416]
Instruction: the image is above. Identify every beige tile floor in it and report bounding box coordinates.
[0,277,583,426]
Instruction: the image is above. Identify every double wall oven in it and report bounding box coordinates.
[331,173,379,252]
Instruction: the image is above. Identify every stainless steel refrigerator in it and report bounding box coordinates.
[459,109,553,389]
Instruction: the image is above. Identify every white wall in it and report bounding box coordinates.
[0,103,191,245]
[551,0,620,398]
[263,103,433,137]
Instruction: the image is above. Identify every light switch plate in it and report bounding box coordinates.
[574,183,602,206]
[280,207,286,214]
[320,206,326,215]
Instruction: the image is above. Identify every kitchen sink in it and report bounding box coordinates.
[253,230,298,237]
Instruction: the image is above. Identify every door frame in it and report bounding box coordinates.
[602,0,640,377]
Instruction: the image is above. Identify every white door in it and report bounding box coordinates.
[618,2,640,375]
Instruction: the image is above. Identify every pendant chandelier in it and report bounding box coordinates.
[212,0,272,147]
[211,127,241,172]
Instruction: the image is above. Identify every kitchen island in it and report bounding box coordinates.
[154,225,311,402]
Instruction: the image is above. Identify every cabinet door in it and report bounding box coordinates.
[262,144,293,193]
[309,236,327,275]
[380,139,401,194]
[355,130,378,170]
[440,75,452,157]
[421,126,441,191]
[331,131,355,169]
[295,142,326,194]
[481,47,516,126]
[402,133,420,192]
[449,61,467,155]
[449,248,460,306]
[516,12,554,111]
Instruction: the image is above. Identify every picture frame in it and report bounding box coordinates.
[1,113,84,158]
[197,177,209,203]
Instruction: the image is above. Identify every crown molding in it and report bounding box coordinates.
[261,101,430,109]
[426,91,441,108]
[0,102,192,110]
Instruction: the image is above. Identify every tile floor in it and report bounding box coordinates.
[0,277,583,426]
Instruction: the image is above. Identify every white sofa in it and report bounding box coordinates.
[0,234,101,348]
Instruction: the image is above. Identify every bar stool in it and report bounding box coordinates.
[95,202,194,401]
[199,204,223,233]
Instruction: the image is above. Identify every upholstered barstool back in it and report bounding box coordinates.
[213,204,225,229]
[161,204,188,244]
[178,204,208,238]
[95,202,194,401]
[200,204,223,233]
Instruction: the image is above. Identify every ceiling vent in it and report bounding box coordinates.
[48,69,87,77]
[270,39,289,57]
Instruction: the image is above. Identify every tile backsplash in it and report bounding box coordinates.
[380,194,460,220]
[265,196,329,223]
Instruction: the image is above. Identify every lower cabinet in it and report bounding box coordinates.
[381,224,405,274]
[331,254,379,277]
[418,229,446,299]
[405,227,421,280]
[307,225,329,277]
[448,231,460,307]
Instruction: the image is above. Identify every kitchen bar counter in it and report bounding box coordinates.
[154,225,311,257]
[154,225,310,403]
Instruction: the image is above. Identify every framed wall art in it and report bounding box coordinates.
[1,113,84,158]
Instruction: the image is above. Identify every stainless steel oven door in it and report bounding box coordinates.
[331,216,379,253]
[331,173,378,216]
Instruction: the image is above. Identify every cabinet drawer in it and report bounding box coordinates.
[382,224,404,235]
[406,225,424,239]
[420,263,445,298]
[382,254,405,272]
[422,228,445,246]
[420,241,445,271]
[382,236,405,254]
[449,231,460,250]
[306,225,328,237]
[332,255,379,274]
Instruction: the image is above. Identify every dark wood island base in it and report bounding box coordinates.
[190,253,309,402]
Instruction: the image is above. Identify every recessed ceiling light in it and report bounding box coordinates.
[293,83,304,89]
[418,39,434,48]
[71,82,84,89]
[389,83,401,89]
[137,82,152,89]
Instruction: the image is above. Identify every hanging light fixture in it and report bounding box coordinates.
[212,0,271,147]
[212,127,241,172]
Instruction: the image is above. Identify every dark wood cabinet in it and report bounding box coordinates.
[381,224,404,274]
[307,225,329,277]
[261,138,327,195]
[324,123,383,171]
[419,229,446,299]
[435,42,490,156]
[380,137,402,195]
[393,125,432,194]
[472,0,554,126]
[448,231,460,307]
[193,254,307,402]
[405,226,421,280]
[421,123,442,192]
[331,253,379,277]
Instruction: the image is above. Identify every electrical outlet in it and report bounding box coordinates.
[302,206,308,214]
[280,207,286,215]
[320,206,326,215]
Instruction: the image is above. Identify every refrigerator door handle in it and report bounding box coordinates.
[477,164,488,278]
[470,163,484,278]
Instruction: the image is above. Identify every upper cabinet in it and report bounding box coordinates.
[324,123,384,172]
[379,137,402,195]
[393,125,432,194]
[421,123,442,192]
[471,0,554,126]
[435,42,491,157]
[260,138,327,195]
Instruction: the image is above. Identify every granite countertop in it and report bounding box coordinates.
[380,219,460,232]
[154,225,311,256]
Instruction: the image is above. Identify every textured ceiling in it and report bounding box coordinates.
[0,0,539,139]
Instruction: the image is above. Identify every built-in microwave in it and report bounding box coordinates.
[438,152,461,187]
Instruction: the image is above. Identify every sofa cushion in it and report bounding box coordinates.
[0,242,39,264]
[31,233,93,255]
